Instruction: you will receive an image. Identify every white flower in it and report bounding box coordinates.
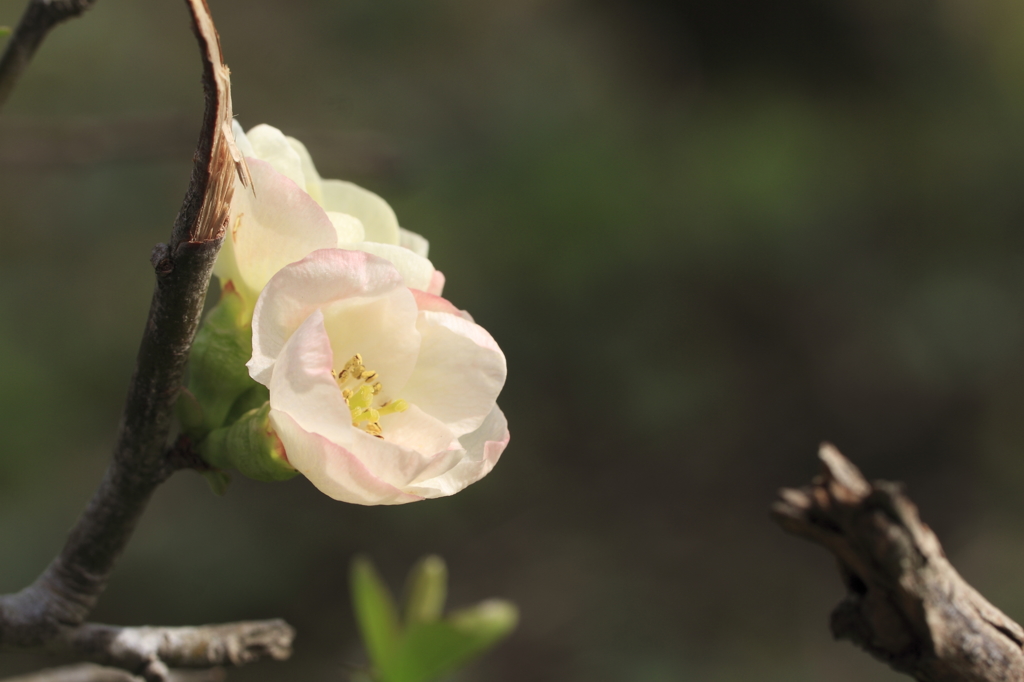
[248,249,508,505]
[215,122,443,309]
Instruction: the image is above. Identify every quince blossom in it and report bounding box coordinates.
[248,249,508,504]
[214,122,443,309]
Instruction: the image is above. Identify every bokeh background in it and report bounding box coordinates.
[2,0,1024,679]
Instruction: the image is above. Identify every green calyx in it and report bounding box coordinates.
[200,401,297,482]
[181,284,261,439]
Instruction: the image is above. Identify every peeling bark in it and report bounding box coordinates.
[773,444,1024,681]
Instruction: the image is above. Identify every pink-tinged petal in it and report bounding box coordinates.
[411,289,472,321]
[249,249,413,384]
[400,311,506,437]
[266,309,353,445]
[271,409,422,505]
[268,312,457,489]
[246,124,306,188]
[399,227,430,257]
[228,158,337,302]
[348,241,436,292]
[406,405,509,498]
[426,269,446,296]
[320,179,400,245]
[339,411,461,489]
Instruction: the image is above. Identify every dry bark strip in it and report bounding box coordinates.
[773,444,1024,681]
[0,0,292,679]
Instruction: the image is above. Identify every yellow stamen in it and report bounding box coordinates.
[335,354,409,438]
[378,399,409,417]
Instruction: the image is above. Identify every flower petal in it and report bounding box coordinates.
[320,179,400,245]
[400,310,506,436]
[249,249,416,386]
[232,120,255,158]
[266,310,457,491]
[245,124,306,188]
[226,158,338,303]
[266,308,353,445]
[426,270,446,296]
[271,409,422,505]
[327,212,366,243]
[320,291,422,402]
[399,227,430,257]
[348,241,436,292]
[287,135,324,205]
[406,405,509,498]
[410,289,472,321]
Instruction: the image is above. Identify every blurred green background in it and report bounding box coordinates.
[2,0,1024,679]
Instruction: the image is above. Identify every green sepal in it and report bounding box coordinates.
[176,388,206,436]
[186,285,260,438]
[224,383,270,425]
[199,402,298,482]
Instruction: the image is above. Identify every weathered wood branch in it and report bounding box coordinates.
[50,620,294,681]
[0,0,99,108]
[773,444,1024,681]
[0,1,292,679]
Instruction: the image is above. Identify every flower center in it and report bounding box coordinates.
[333,353,409,438]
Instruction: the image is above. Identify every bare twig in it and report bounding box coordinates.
[773,444,1024,681]
[0,0,98,108]
[53,621,294,679]
[0,1,292,679]
[0,662,224,682]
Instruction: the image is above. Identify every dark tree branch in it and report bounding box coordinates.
[0,0,99,108]
[773,444,1024,682]
[0,2,290,680]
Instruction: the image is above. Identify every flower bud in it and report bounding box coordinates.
[200,402,298,482]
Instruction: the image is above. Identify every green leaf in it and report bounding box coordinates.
[403,555,447,626]
[447,599,518,643]
[387,600,517,682]
[351,556,402,676]
[0,27,11,38]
